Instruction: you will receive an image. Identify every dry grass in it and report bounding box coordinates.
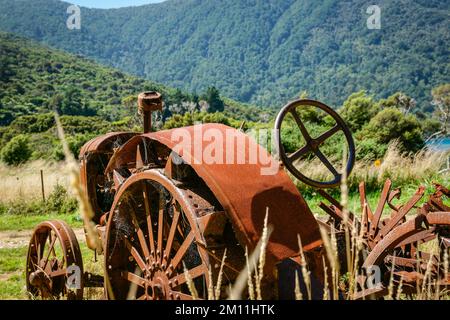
[0,160,71,202]
[228,210,273,300]
[294,142,449,193]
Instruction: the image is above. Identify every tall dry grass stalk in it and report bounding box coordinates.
[228,209,273,300]
[245,247,255,300]
[54,113,112,299]
[318,225,340,300]
[294,271,303,300]
[207,249,228,300]
[255,209,270,300]
[183,262,199,300]
[297,235,312,300]
[340,147,353,282]
[215,249,227,300]
[54,113,101,252]
[322,256,329,300]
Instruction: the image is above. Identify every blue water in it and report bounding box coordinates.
[427,137,450,151]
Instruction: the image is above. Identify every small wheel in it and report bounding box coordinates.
[104,170,211,300]
[274,99,355,188]
[26,220,84,300]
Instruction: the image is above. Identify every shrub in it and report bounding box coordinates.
[355,137,388,160]
[340,91,379,132]
[45,184,78,215]
[0,135,32,165]
[359,108,424,154]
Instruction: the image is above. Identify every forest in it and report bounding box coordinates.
[0,0,448,109]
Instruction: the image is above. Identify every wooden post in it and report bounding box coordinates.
[40,169,45,202]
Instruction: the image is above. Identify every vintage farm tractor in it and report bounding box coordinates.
[25,92,450,300]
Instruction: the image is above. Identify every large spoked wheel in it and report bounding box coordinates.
[274,99,355,188]
[26,220,84,300]
[104,170,211,300]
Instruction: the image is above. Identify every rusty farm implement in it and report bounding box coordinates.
[25,92,449,300]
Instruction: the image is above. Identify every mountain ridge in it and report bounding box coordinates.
[0,0,448,109]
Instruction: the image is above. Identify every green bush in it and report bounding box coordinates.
[359,108,424,154]
[340,91,379,132]
[355,137,388,161]
[0,135,32,165]
[45,184,78,215]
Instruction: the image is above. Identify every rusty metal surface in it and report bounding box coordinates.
[362,215,425,268]
[104,124,323,269]
[79,132,137,158]
[320,181,450,300]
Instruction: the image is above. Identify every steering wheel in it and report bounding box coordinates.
[274,99,355,189]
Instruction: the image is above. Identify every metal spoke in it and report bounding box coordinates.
[164,201,181,263]
[369,179,391,238]
[314,148,339,178]
[170,264,207,287]
[168,231,195,273]
[48,268,67,278]
[143,185,156,254]
[125,238,148,273]
[290,109,312,141]
[122,271,145,288]
[129,208,151,263]
[288,144,312,162]
[315,125,340,145]
[35,237,42,263]
[42,233,57,270]
[48,232,57,257]
[157,191,164,262]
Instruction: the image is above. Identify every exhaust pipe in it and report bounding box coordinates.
[138,91,163,133]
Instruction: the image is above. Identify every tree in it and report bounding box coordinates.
[429,84,450,140]
[340,91,379,132]
[377,92,416,114]
[202,87,224,113]
[360,108,424,154]
[0,135,32,165]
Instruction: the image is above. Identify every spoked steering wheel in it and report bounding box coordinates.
[274,99,355,189]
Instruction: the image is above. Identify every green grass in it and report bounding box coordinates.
[306,184,449,218]
[0,246,27,299]
[0,242,99,300]
[0,213,82,231]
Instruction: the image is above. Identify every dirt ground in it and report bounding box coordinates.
[0,228,85,249]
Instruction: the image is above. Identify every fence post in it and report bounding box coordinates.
[40,169,45,202]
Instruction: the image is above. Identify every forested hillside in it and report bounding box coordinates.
[0,32,273,162]
[0,0,448,109]
[0,32,267,125]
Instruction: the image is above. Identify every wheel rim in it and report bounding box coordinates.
[26,220,84,300]
[104,170,211,300]
[274,99,355,189]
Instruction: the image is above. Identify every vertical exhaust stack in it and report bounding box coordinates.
[138,91,163,133]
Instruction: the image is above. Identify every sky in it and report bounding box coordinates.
[68,0,166,9]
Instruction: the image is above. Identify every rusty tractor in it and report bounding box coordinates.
[26,92,450,300]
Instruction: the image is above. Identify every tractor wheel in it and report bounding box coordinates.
[26,220,84,300]
[104,169,238,300]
